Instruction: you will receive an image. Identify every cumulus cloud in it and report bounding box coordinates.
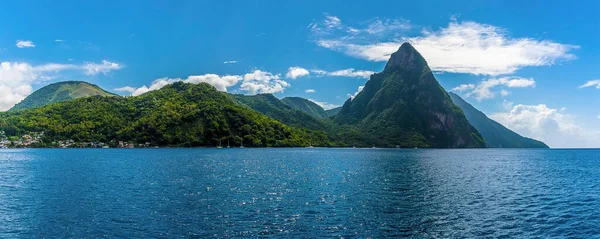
[311,68,375,79]
[305,89,315,93]
[241,70,290,94]
[491,104,600,148]
[0,62,36,110]
[453,77,535,101]
[578,79,600,89]
[347,85,364,100]
[16,40,35,48]
[0,60,124,111]
[116,70,288,96]
[286,66,310,79]
[116,74,243,96]
[313,19,578,75]
[83,60,122,75]
[308,99,340,110]
[223,60,238,64]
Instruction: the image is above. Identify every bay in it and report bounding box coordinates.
[0,148,598,237]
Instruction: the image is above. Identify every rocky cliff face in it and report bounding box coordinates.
[334,43,485,148]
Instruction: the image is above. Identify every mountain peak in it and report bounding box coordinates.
[384,42,428,71]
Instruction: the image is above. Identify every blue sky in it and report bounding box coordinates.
[1,0,599,147]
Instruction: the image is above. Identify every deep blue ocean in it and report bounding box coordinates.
[0,148,598,237]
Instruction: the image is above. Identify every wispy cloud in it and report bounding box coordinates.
[579,79,600,89]
[223,60,238,64]
[55,39,65,42]
[311,68,375,79]
[311,16,578,76]
[16,40,35,48]
[453,77,536,101]
[83,60,122,75]
[305,89,315,93]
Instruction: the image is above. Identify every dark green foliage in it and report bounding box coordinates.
[281,97,328,118]
[334,43,486,148]
[448,92,548,148]
[0,82,331,147]
[10,81,117,111]
[231,94,328,131]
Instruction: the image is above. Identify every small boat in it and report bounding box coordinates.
[227,140,231,148]
[240,140,244,148]
[217,139,223,148]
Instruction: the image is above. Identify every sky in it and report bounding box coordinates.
[0,0,599,148]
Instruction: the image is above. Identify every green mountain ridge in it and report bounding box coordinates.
[10,81,117,111]
[334,43,485,148]
[231,94,329,131]
[448,92,549,148]
[324,107,341,117]
[0,42,550,148]
[281,97,328,118]
[0,82,329,147]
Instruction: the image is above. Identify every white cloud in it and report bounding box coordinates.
[119,74,244,96]
[455,77,535,101]
[311,68,375,79]
[347,85,364,100]
[83,60,122,75]
[305,89,315,93]
[308,99,340,110]
[223,60,238,64]
[579,79,600,89]
[55,39,65,42]
[240,70,289,94]
[0,62,36,111]
[313,20,578,76]
[310,15,411,37]
[0,60,124,111]
[452,83,475,92]
[502,99,514,111]
[286,66,310,79]
[113,86,136,94]
[491,104,600,148]
[16,40,35,48]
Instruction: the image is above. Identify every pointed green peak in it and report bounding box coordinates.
[384,42,428,71]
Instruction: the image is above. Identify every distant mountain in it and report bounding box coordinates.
[231,94,328,131]
[10,81,117,111]
[324,107,341,117]
[334,43,485,148]
[281,97,328,118]
[0,82,331,147]
[448,92,548,148]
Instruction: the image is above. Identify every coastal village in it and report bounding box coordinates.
[0,131,152,149]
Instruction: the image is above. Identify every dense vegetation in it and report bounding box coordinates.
[0,82,332,147]
[334,43,485,148]
[448,92,548,148]
[10,81,117,111]
[281,97,328,118]
[0,43,550,149]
